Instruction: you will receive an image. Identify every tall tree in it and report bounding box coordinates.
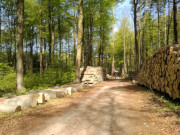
[39,1,43,75]
[173,0,178,44]
[75,0,83,83]
[123,18,127,75]
[157,0,161,48]
[48,0,52,63]
[0,0,1,52]
[16,0,25,91]
[111,8,115,76]
[133,0,139,71]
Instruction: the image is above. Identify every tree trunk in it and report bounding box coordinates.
[0,0,1,52]
[44,38,48,70]
[40,11,43,75]
[48,0,52,63]
[73,11,76,66]
[7,10,12,64]
[88,16,93,66]
[167,0,171,45]
[133,0,139,71]
[59,38,62,60]
[99,27,102,66]
[123,27,127,75]
[75,0,83,83]
[111,9,115,76]
[142,0,147,62]
[51,20,55,62]
[164,1,167,45]
[138,0,142,66]
[82,18,85,66]
[51,6,55,62]
[101,29,104,67]
[58,16,62,60]
[86,20,90,66]
[30,27,34,73]
[158,1,160,48]
[16,0,25,91]
[14,18,16,69]
[173,0,178,44]
[129,33,132,71]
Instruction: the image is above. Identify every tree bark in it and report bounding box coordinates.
[75,0,83,83]
[48,0,52,63]
[173,0,178,44]
[51,19,55,62]
[133,0,139,71]
[164,1,167,45]
[88,16,93,66]
[82,18,85,66]
[99,27,102,66]
[157,1,160,48]
[16,0,25,91]
[123,27,127,75]
[138,0,142,66]
[7,10,12,64]
[40,11,43,75]
[111,9,115,76]
[142,0,147,62]
[14,18,16,69]
[129,33,132,71]
[58,16,62,60]
[29,27,33,73]
[167,0,171,45]
[73,11,76,66]
[0,0,1,52]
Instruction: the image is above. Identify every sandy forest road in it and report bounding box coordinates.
[1,79,180,135]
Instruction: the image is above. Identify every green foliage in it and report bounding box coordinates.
[24,66,75,91]
[0,62,75,96]
[0,63,16,95]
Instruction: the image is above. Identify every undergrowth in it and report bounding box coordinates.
[0,63,75,97]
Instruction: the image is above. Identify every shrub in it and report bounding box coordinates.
[0,62,75,95]
[0,63,16,94]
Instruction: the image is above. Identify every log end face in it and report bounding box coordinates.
[15,105,22,112]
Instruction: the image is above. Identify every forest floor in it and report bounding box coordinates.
[0,78,180,135]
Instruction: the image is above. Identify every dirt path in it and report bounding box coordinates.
[0,79,180,135]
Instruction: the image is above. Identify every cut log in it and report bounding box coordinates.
[51,89,66,98]
[66,87,72,95]
[71,84,84,92]
[38,90,58,101]
[3,94,39,108]
[0,104,21,113]
[37,93,45,104]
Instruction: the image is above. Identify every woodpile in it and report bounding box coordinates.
[80,66,106,85]
[138,44,180,99]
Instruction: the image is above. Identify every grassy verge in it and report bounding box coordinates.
[137,84,180,125]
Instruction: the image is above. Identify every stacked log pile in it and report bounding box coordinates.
[138,44,180,99]
[80,66,106,85]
